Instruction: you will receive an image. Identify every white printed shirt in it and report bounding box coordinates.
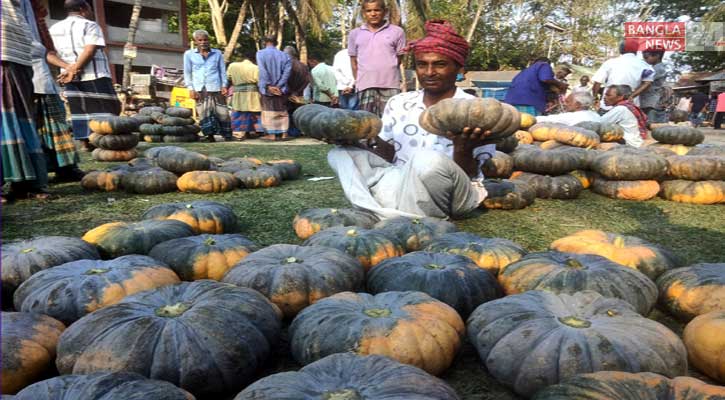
[378,89,496,178]
[592,53,654,107]
[49,15,111,81]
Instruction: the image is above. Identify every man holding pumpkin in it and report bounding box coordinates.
[328,20,495,220]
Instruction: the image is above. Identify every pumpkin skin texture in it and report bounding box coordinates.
[91,148,138,162]
[494,134,519,153]
[234,353,459,400]
[511,172,584,199]
[165,106,193,118]
[266,159,302,180]
[140,123,164,136]
[656,263,725,321]
[121,167,178,194]
[132,114,155,124]
[141,201,239,234]
[425,232,527,275]
[514,129,534,144]
[81,169,126,191]
[149,234,259,281]
[513,147,582,175]
[218,159,260,173]
[467,290,688,398]
[529,123,600,147]
[82,220,195,258]
[688,144,725,157]
[373,216,458,252]
[289,291,464,375]
[647,142,693,156]
[532,371,725,400]
[303,226,404,271]
[156,148,211,175]
[89,116,141,135]
[13,255,180,324]
[418,97,518,140]
[520,112,536,129]
[684,311,725,384]
[481,178,536,209]
[570,169,595,189]
[222,244,365,318]
[177,171,238,193]
[481,150,513,178]
[591,148,668,180]
[498,251,658,315]
[659,180,725,204]
[652,125,705,145]
[1,312,65,394]
[367,252,503,317]
[575,121,625,143]
[666,155,725,181]
[2,236,100,307]
[89,132,139,151]
[55,280,282,398]
[13,372,195,400]
[293,208,380,240]
[591,178,661,201]
[233,166,282,188]
[292,104,382,141]
[139,106,165,115]
[550,230,681,280]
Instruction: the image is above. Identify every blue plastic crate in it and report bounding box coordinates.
[480,88,509,100]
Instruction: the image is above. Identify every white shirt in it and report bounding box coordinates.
[333,49,355,91]
[600,105,642,147]
[50,15,111,81]
[536,110,601,125]
[592,53,654,107]
[378,88,496,178]
[571,85,592,95]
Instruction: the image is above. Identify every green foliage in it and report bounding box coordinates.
[669,4,725,72]
[186,0,216,44]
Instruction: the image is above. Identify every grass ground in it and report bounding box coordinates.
[3,141,724,399]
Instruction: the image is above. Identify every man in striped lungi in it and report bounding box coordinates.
[226,50,263,141]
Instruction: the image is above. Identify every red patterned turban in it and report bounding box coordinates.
[406,20,470,66]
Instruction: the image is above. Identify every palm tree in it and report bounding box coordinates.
[122,0,143,88]
[224,0,251,62]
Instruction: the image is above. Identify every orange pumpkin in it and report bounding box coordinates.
[591,178,660,201]
[659,180,725,205]
[656,263,725,321]
[293,208,379,240]
[520,113,536,129]
[177,171,238,193]
[569,170,595,189]
[91,148,139,162]
[514,130,534,144]
[646,142,692,155]
[302,227,404,271]
[666,155,725,181]
[425,232,527,276]
[683,311,725,384]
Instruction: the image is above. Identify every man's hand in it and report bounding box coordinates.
[267,86,282,96]
[331,96,339,106]
[342,87,353,95]
[445,127,494,151]
[190,90,199,100]
[220,87,228,97]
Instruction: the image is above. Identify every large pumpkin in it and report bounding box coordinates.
[683,311,725,384]
[666,155,725,181]
[2,236,100,307]
[165,106,193,118]
[591,177,660,201]
[424,232,526,275]
[289,291,464,375]
[529,123,600,147]
[82,220,195,258]
[512,147,582,175]
[656,263,725,321]
[121,167,178,194]
[367,251,503,317]
[13,255,180,324]
[494,134,519,153]
[481,151,513,178]
[590,148,668,180]
[55,280,282,398]
[652,125,705,145]
[149,234,259,281]
[520,112,536,129]
[646,142,693,156]
[550,230,681,280]
[234,353,458,400]
[514,129,534,144]
[532,371,725,400]
[303,226,404,271]
[218,159,261,174]
[177,171,238,193]
[91,148,138,162]
[569,169,595,189]
[659,180,725,204]
[688,144,725,157]
[373,216,457,252]
[140,123,164,136]
[222,244,365,318]
[498,251,657,315]
[511,172,584,199]
[481,178,536,209]
[293,208,380,240]
[266,159,302,180]
[12,372,195,400]
[139,106,165,115]
[141,201,239,234]
[89,116,140,135]
[89,132,139,150]
[1,312,65,394]
[156,148,211,175]
[234,166,282,188]
[81,162,153,192]
[467,290,687,397]
[418,97,519,140]
[575,121,625,142]
[292,104,382,141]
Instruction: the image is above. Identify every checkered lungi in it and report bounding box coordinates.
[197,91,232,139]
[64,77,121,140]
[357,88,400,117]
[36,94,79,170]
[231,111,262,133]
[260,94,289,135]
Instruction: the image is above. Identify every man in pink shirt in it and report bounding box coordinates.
[714,91,725,130]
[348,0,406,117]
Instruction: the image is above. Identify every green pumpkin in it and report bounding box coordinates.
[688,144,725,157]
[652,125,705,145]
[89,116,141,135]
[89,132,139,150]
[666,155,725,181]
[159,116,195,127]
[512,146,583,175]
[498,251,658,315]
[591,148,669,180]
[292,105,382,141]
[82,220,195,258]
[367,251,503,317]
[656,263,725,321]
[424,232,527,275]
[156,148,210,175]
[233,166,282,189]
[481,151,513,178]
[55,280,282,398]
[14,255,180,324]
[659,180,725,204]
[481,179,536,210]
[162,134,198,143]
[91,148,139,162]
[139,106,165,115]
[141,201,239,234]
[293,208,380,240]
[467,290,687,397]
[303,226,404,271]
[121,167,178,194]
[511,172,583,199]
[373,216,457,252]
[266,159,302,180]
[139,123,164,136]
[418,97,519,140]
[131,114,155,124]
[164,107,193,118]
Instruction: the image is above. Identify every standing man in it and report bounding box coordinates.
[348,0,406,117]
[226,49,262,141]
[257,37,292,141]
[689,90,709,127]
[571,75,591,95]
[49,0,121,151]
[309,55,338,107]
[283,46,311,138]
[639,50,667,124]
[591,41,654,110]
[714,91,725,130]
[183,29,231,142]
[600,85,648,147]
[504,57,568,116]
[333,48,357,110]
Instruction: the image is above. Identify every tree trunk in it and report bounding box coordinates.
[276,2,285,50]
[250,4,262,50]
[467,0,484,42]
[340,3,347,48]
[224,0,250,62]
[283,0,307,62]
[208,0,229,46]
[122,0,142,88]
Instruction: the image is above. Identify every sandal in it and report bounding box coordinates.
[260,135,278,142]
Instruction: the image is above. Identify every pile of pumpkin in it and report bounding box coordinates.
[81,145,301,194]
[3,202,725,399]
[136,106,201,143]
[479,118,725,206]
[88,116,142,162]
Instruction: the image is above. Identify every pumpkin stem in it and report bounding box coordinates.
[424,264,445,270]
[284,257,302,264]
[346,229,357,237]
[323,389,362,400]
[204,237,217,246]
[155,302,191,318]
[606,309,618,317]
[558,316,591,328]
[85,268,109,275]
[363,308,391,318]
[185,204,194,209]
[330,208,338,214]
[565,259,584,269]
[21,248,34,253]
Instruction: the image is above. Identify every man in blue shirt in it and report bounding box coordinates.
[183,29,231,142]
[256,36,292,141]
[504,57,568,116]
